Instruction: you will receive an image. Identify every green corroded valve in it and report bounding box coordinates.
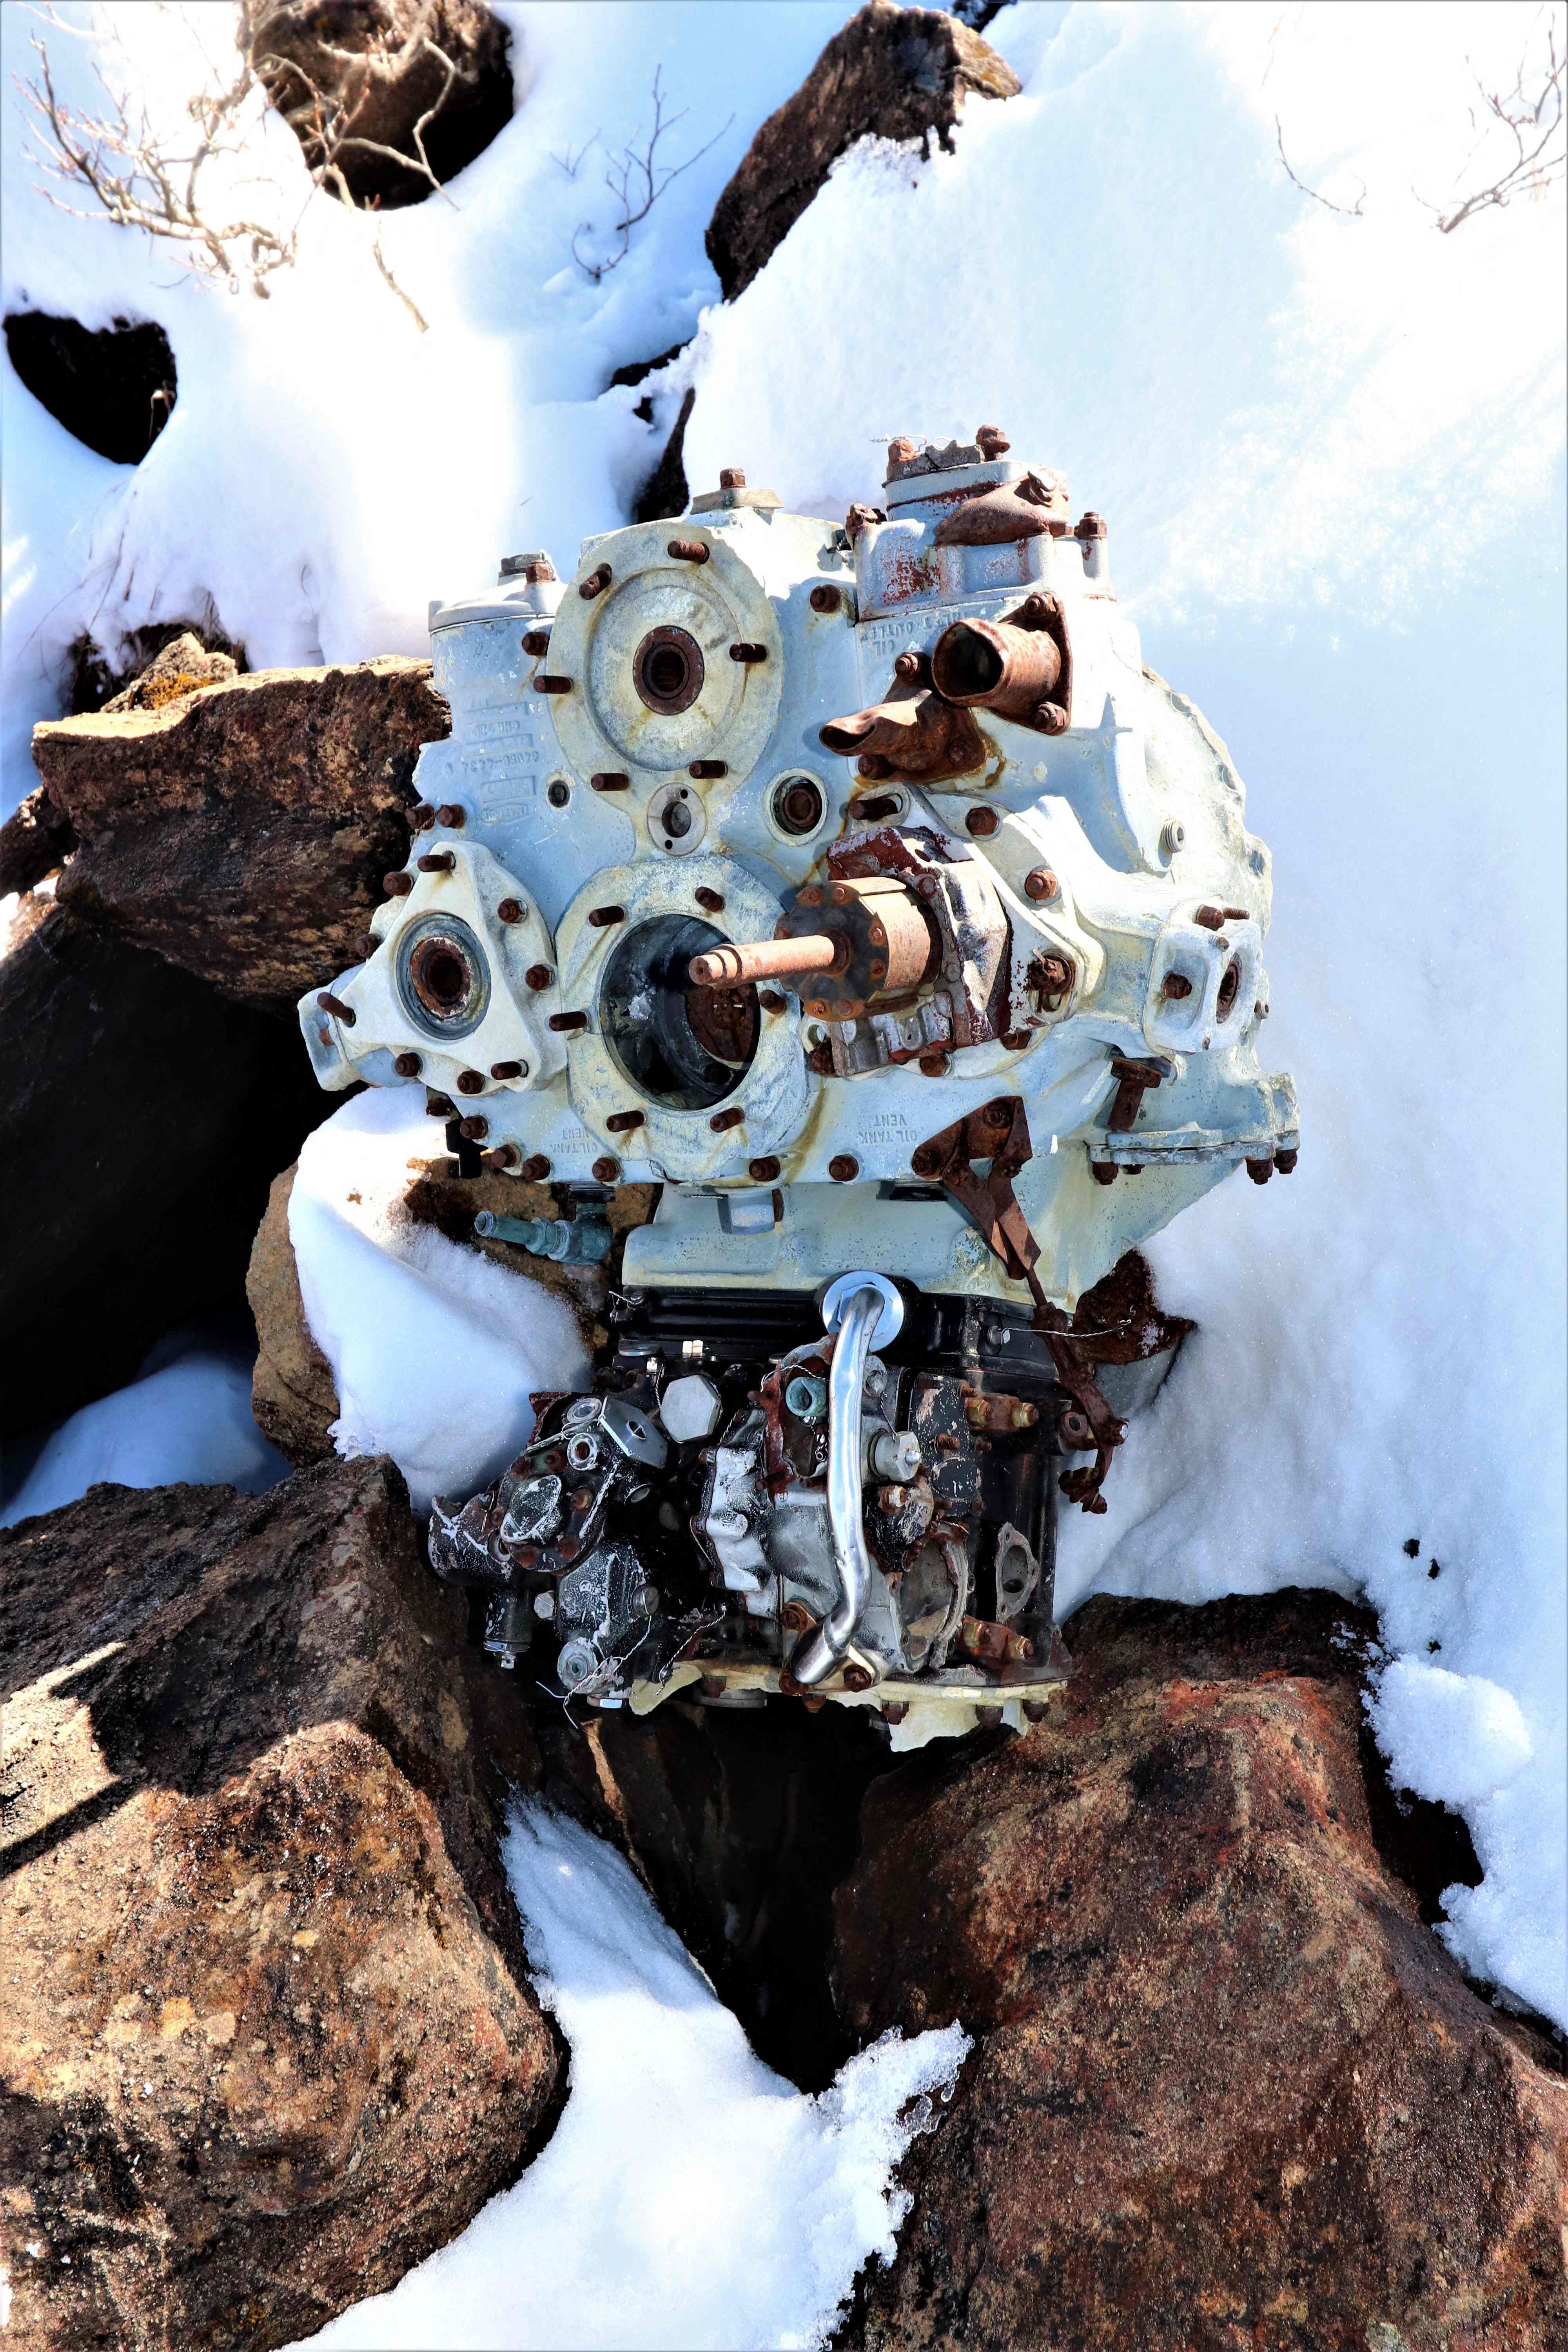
[472,1209,613,1263]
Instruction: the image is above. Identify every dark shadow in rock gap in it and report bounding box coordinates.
[4,312,176,465]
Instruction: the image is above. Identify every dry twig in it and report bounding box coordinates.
[1274,116,1366,219]
[1423,10,1564,233]
[570,70,732,282]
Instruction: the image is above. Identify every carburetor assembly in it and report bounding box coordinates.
[300,427,1298,1743]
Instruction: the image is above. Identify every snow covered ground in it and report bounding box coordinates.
[2,0,1564,2323]
[289,1805,968,2352]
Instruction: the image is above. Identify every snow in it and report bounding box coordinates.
[288,1088,590,1509]
[0,1340,290,1526]
[0,0,1560,2188]
[291,1803,969,2352]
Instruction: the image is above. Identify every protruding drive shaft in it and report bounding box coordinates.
[688,934,845,987]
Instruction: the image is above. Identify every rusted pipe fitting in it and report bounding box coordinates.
[688,935,845,988]
[931,617,1062,721]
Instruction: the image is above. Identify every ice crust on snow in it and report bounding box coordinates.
[291,1804,969,2352]
[288,1088,590,1510]
[2,0,1563,2054]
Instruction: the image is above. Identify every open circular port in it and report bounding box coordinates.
[600,914,759,1110]
[769,774,824,837]
[930,621,1003,701]
[633,624,704,715]
[1216,956,1242,1021]
[396,913,491,1040]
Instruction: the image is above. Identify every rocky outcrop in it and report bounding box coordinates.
[0,1457,556,2351]
[0,893,328,1437]
[254,0,515,209]
[706,2,1020,303]
[66,621,244,719]
[0,783,77,898]
[97,629,239,713]
[31,657,448,1009]
[247,1163,341,1469]
[834,1590,1568,2351]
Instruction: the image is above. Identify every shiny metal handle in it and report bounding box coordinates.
[789,1276,891,1687]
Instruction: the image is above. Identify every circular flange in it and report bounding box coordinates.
[554,854,814,1182]
[820,1272,905,1347]
[395,912,492,1041]
[647,779,708,857]
[545,523,784,787]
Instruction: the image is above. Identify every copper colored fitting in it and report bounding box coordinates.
[931,616,1062,720]
[689,935,843,988]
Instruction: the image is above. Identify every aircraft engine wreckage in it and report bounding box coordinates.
[301,428,1298,1745]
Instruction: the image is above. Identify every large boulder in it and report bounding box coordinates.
[254,0,515,209]
[247,1163,342,1470]
[833,1590,1568,2350]
[0,1457,557,2350]
[30,657,448,1010]
[0,891,328,1437]
[706,2,1020,302]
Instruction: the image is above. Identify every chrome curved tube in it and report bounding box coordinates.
[790,1279,882,1686]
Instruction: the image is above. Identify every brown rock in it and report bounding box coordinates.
[0,893,328,1436]
[0,1457,556,2350]
[706,2,1020,303]
[833,1590,1568,2351]
[65,618,242,718]
[31,656,449,1008]
[0,782,76,898]
[254,0,515,210]
[247,1163,341,1468]
[99,628,238,713]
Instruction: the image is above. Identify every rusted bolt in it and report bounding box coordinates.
[976,425,1010,458]
[1194,905,1225,930]
[534,675,573,698]
[710,1106,744,1132]
[496,898,524,925]
[910,1145,940,1178]
[1223,906,1249,922]
[1245,1157,1274,1185]
[592,1156,619,1183]
[695,886,724,912]
[689,759,727,780]
[558,1536,581,1563]
[830,883,852,906]
[412,802,436,829]
[425,1090,454,1116]
[667,539,709,563]
[781,1601,814,1634]
[456,1070,485,1095]
[882,1699,910,1724]
[383,870,414,896]
[975,1705,1004,1730]
[1275,1147,1298,1174]
[1022,1698,1050,1724]
[520,1154,551,1181]
[458,1115,488,1140]
[828,1154,858,1182]
[482,1144,519,1173]
[1002,1030,1031,1051]
[719,467,746,490]
[394,1051,422,1077]
[579,564,612,599]
[758,990,786,1015]
[810,583,842,613]
[1034,702,1069,734]
[806,1041,834,1074]
[1024,867,1058,901]
[748,1155,781,1180]
[353,933,378,961]
[591,773,631,795]
[525,964,554,991]
[851,793,900,822]
[549,1011,588,1032]
[893,650,926,681]
[491,1060,524,1080]
[842,1664,874,1694]
[436,803,465,828]
[1091,1161,1119,1186]
[604,1109,645,1136]
[1160,820,1185,859]
[877,1485,907,1513]
[857,753,891,780]
[588,904,625,928]
[521,629,551,657]
[417,850,455,873]
[1074,511,1107,539]
[1005,1632,1036,1664]
[918,1051,951,1078]
[729,642,767,664]
[316,991,355,1025]
[966,807,1000,837]
[1162,972,1193,1000]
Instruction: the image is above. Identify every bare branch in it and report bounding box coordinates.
[1274,116,1366,219]
[1421,12,1565,233]
[571,69,733,281]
